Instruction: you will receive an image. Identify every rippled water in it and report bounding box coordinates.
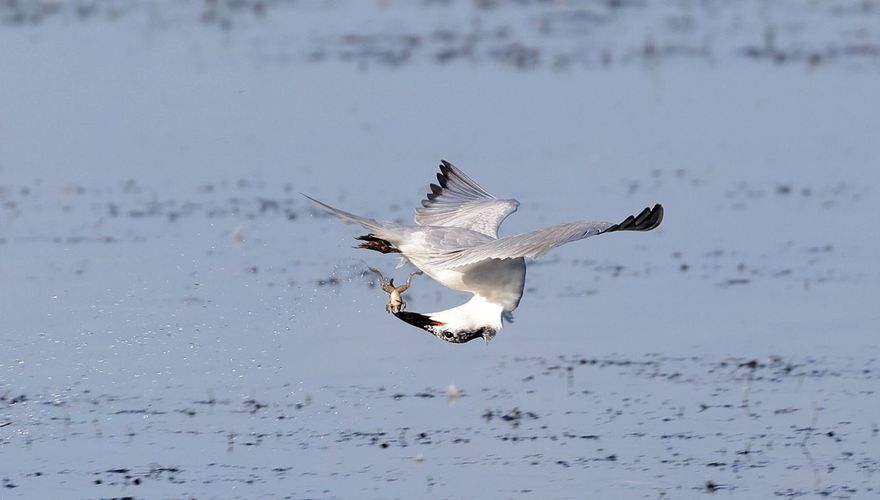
[1,2,879,498]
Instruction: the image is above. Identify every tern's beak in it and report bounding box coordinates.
[393,311,445,331]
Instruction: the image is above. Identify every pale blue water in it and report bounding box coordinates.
[1,2,879,498]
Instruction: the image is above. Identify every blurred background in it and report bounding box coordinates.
[1,1,879,498]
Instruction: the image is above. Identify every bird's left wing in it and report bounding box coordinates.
[414,160,519,239]
[427,204,663,268]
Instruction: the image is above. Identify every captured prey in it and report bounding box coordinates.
[368,267,422,314]
[306,160,663,344]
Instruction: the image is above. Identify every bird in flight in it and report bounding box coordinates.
[307,160,663,344]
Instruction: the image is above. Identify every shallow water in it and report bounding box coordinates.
[1,2,879,498]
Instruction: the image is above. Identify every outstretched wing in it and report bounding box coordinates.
[414,160,519,239]
[427,204,664,268]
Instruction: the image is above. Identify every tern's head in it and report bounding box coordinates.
[393,311,496,344]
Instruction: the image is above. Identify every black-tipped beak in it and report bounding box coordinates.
[393,311,445,331]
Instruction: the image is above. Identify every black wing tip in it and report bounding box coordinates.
[419,159,493,212]
[602,203,664,233]
[427,161,455,201]
[438,160,458,183]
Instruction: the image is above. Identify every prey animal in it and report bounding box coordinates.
[368,267,423,314]
[307,160,663,344]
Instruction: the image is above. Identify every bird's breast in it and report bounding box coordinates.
[426,258,525,312]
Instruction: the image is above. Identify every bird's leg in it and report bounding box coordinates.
[355,235,401,254]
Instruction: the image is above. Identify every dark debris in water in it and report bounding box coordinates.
[0,176,862,296]
[2,353,877,496]
[2,161,877,498]
[1,1,878,71]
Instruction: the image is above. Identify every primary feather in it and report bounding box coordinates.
[414,160,519,238]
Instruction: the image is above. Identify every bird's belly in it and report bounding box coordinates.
[426,268,467,290]
[422,258,526,312]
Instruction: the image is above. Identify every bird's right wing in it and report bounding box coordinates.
[427,204,664,268]
[414,160,519,239]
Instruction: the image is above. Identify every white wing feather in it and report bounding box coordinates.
[428,204,664,268]
[414,160,518,239]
